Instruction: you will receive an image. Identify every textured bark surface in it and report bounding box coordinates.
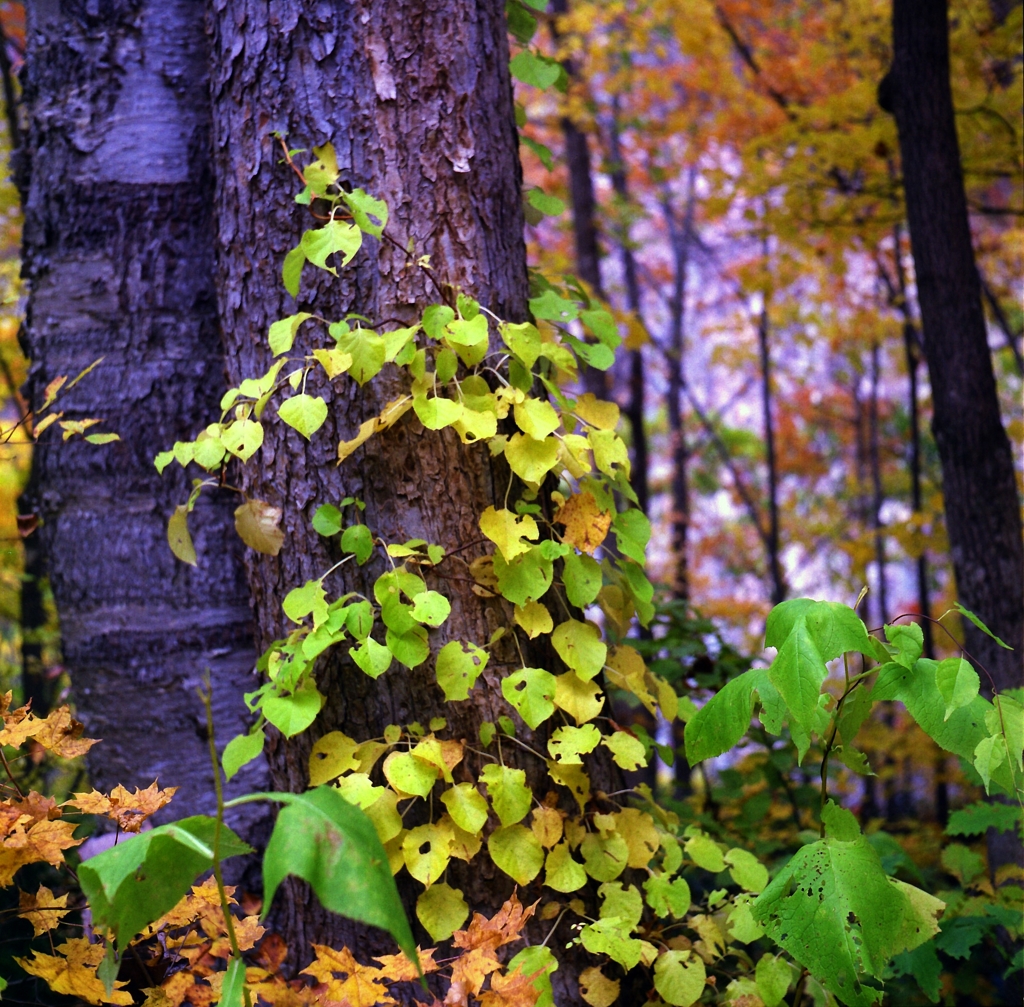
[886,0,1023,693]
[207,1,617,995]
[19,0,265,830]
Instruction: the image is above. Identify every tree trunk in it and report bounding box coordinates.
[868,340,888,628]
[206,1,618,992]
[883,0,1024,694]
[18,1,263,827]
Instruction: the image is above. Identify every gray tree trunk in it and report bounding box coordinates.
[19,0,264,828]
[206,0,617,995]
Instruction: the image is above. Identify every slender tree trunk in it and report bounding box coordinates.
[882,0,1024,694]
[663,173,695,602]
[206,1,618,992]
[756,259,785,606]
[18,1,261,825]
[868,341,889,628]
[607,108,649,516]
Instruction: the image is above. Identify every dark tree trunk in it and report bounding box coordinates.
[868,340,889,628]
[607,109,649,517]
[206,1,618,994]
[663,174,695,602]
[18,1,263,827]
[883,0,1024,693]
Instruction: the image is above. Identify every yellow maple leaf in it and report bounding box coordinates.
[373,947,439,982]
[18,884,71,936]
[17,938,133,1005]
[69,780,177,832]
[1,815,82,885]
[302,945,395,1006]
[554,491,611,554]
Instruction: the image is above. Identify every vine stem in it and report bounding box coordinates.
[200,678,252,1007]
[818,654,852,836]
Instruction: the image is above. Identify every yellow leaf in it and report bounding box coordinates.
[337,395,412,462]
[167,505,196,566]
[514,600,554,638]
[480,506,539,562]
[302,945,394,1007]
[531,805,564,848]
[17,939,134,1005]
[68,781,177,833]
[579,965,620,1007]
[18,885,70,936]
[553,672,605,725]
[233,499,285,556]
[307,731,361,786]
[574,393,620,431]
[555,491,612,554]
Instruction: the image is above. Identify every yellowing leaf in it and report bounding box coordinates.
[233,499,285,556]
[553,671,605,725]
[403,821,453,885]
[579,965,620,1007]
[547,724,601,764]
[654,949,706,1007]
[546,760,591,812]
[552,619,607,681]
[514,600,553,638]
[68,781,176,833]
[545,840,587,893]
[531,806,563,848]
[589,429,629,477]
[337,395,413,462]
[308,731,361,786]
[603,730,647,771]
[382,750,438,798]
[417,882,469,942]
[513,397,560,440]
[441,783,489,835]
[555,491,611,554]
[685,832,726,873]
[488,824,544,886]
[167,504,196,566]
[575,393,620,431]
[278,393,328,439]
[505,432,559,484]
[480,764,532,826]
[614,808,661,869]
[480,506,539,562]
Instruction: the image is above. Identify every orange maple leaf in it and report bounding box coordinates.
[1,813,82,885]
[373,947,439,982]
[302,944,395,1006]
[479,966,542,1007]
[554,491,611,554]
[449,893,537,996]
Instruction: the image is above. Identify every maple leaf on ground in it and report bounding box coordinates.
[18,884,71,935]
[554,491,611,554]
[449,892,538,997]
[69,781,177,832]
[17,938,134,1005]
[302,944,396,1006]
[373,947,440,982]
[479,966,542,1007]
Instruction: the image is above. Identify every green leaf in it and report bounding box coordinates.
[488,824,545,885]
[884,621,924,669]
[78,816,251,948]
[973,734,1005,791]
[340,523,373,564]
[444,313,489,347]
[278,394,328,439]
[767,619,827,730]
[312,504,343,536]
[222,729,265,782]
[545,841,587,893]
[612,508,650,563]
[598,882,643,930]
[654,950,706,1007]
[168,505,196,566]
[941,842,985,886]
[343,188,388,237]
[684,833,725,873]
[268,312,313,356]
[603,731,647,771]
[764,598,815,649]
[282,245,306,298]
[509,49,561,89]
[946,800,1022,837]
[441,783,489,834]
[259,787,416,961]
[85,431,120,445]
[526,188,565,217]
[417,883,468,942]
[350,637,392,679]
[529,288,578,322]
[301,218,362,274]
[263,680,324,737]
[803,601,875,661]
[502,667,557,729]
[755,956,794,1007]
[410,590,451,627]
[580,831,629,882]
[480,764,532,826]
[547,724,601,764]
[493,546,553,605]
[383,751,438,798]
[955,602,1012,648]
[563,551,602,607]
[335,327,387,385]
[552,619,607,681]
[521,135,553,169]
[283,579,328,625]
[580,919,644,970]
[501,321,542,366]
[935,657,980,721]
[644,874,690,918]
[435,640,488,701]
[725,848,769,893]
[752,832,945,1006]
[345,600,374,640]
[413,394,464,430]
[220,956,246,1007]
[385,624,430,669]
[684,668,760,763]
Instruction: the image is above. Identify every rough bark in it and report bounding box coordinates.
[756,285,785,607]
[19,0,263,828]
[883,0,1023,694]
[206,1,618,993]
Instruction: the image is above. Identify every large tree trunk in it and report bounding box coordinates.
[19,1,263,826]
[206,1,618,994]
[883,0,1023,693]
